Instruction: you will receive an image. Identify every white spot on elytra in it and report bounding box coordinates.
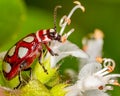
[8,46,16,56]
[3,62,11,73]
[18,47,28,58]
[23,36,34,43]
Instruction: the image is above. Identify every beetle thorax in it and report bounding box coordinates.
[36,29,59,43]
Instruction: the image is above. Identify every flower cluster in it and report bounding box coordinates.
[65,58,120,96]
[64,27,120,96]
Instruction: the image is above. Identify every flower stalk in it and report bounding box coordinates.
[59,1,85,35]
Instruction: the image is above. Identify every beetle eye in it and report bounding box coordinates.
[50,33,54,36]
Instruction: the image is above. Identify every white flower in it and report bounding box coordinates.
[80,29,104,68]
[82,29,104,59]
[65,58,120,96]
[46,40,89,68]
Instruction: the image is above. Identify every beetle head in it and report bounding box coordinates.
[48,28,62,42]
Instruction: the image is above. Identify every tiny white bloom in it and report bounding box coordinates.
[80,29,104,68]
[82,29,104,58]
[65,58,120,96]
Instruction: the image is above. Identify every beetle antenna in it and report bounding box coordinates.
[54,5,62,32]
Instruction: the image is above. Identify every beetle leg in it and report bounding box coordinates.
[44,43,58,56]
[38,52,48,74]
[20,61,32,80]
[14,71,22,89]
[24,67,32,80]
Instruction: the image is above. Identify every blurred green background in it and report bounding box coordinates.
[0,0,120,95]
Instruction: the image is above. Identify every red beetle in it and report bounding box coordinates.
[2,6,70,88]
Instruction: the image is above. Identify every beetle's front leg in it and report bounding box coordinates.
[44,43,58,56]
[38,51,48,74]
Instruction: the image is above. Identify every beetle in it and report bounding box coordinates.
[2,6,71,88]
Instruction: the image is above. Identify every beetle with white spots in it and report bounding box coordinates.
[2,0,84,88]
[2,5,72,89]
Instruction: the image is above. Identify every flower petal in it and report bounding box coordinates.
[78,62,102,79]
[84,90,109,96]
[48,40,89,68]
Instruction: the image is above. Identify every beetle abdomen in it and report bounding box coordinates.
[2,33,41,80]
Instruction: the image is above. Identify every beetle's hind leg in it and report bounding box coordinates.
[14,68,32,89]
[14,71,22,89]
